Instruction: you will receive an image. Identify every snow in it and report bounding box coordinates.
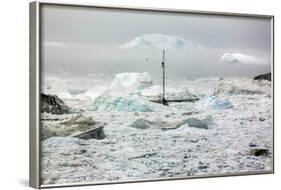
[120,34,202,50]
[220,53,266,65]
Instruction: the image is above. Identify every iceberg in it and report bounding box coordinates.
[92,72,153,112]
[91,72,159,112]
[107,72,153,95]
[199,96,233,109]
[92,95,154,112]
[128,118,171,130]
[91,72,201,112]
[128,118,152,129]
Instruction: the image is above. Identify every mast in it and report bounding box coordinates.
[161,49,168,105]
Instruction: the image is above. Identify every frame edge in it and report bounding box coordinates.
[29,1,41,189]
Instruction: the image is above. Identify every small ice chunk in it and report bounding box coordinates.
[128,118,152,129]
[44,137,88,146]
[199,96,233,109]
[175,117,212,129]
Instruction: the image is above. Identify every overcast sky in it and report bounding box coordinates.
[41,4,272,79]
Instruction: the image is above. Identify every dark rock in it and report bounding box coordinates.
[249,142,257,147]
[73,125,106,140]
[42,114,106,140]
[41,93,70,114]
[181,111,198,116]
[198,165,208,170]
[250,149,269,156]
[253,73,271,81]
[259,117,266,121]
[198,161,209,170]
[61,114,97,127]
[128,152,157,160]
[75,149,87,154]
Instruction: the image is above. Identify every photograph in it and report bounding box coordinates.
[38,3,273,186]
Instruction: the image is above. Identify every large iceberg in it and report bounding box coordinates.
[92,73,158,112]
[92,72,199,112]
[107,72,153,96]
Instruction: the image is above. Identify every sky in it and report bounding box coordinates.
[41,4,272,79]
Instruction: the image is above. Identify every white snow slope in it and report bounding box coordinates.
[120,34,202,50]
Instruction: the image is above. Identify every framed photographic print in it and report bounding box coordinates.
[29,1,274,188]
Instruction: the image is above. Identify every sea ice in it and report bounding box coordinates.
[44,136,89,146]
[41,75,273,185]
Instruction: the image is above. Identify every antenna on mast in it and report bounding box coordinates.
[161,49,168,106]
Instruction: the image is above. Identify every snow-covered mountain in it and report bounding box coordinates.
[120,34,202,50]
